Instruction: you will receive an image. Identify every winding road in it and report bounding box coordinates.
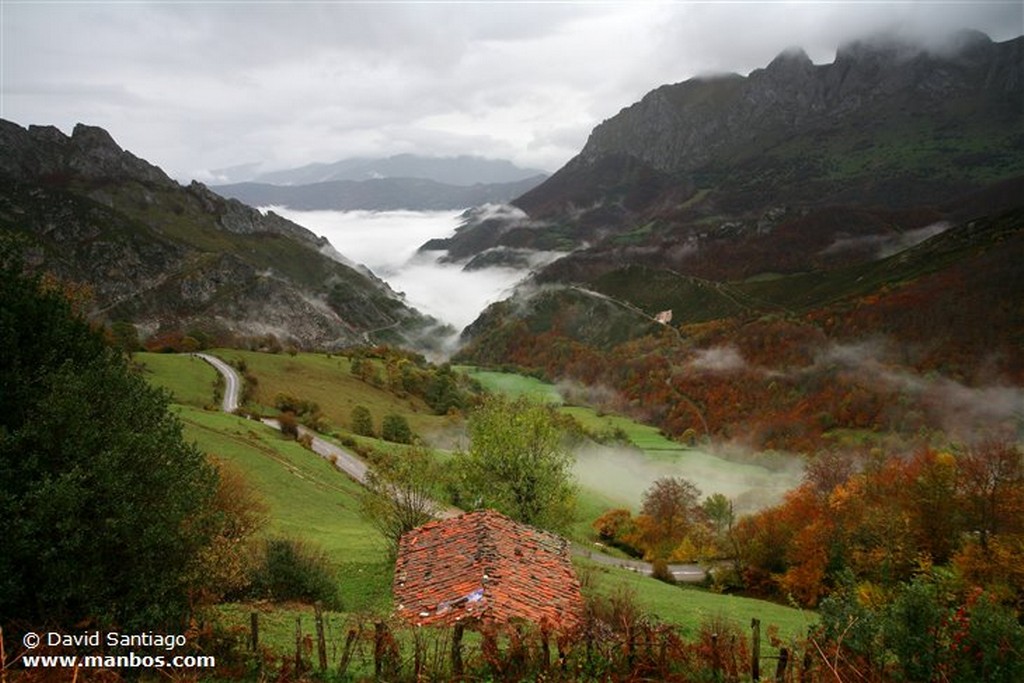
[194,353,706,582]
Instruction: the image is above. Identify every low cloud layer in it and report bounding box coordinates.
[687,346,747,373]
[817,340,1024,442]
[574,442,804,515]
[821,221,953,259]
[270,208,530,332]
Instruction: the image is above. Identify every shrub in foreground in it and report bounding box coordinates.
[249,538,340,609]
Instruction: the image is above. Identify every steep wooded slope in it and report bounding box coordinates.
[0,120,443,349]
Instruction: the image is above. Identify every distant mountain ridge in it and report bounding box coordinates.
[214,174,546,211]
[246,153,548,186]
[0,120,443,350]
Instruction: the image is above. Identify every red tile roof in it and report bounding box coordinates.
[393,509,584,631]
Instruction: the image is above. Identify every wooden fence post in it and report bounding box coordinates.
[374,622,386,678]
[250,612,259,652]
[711,632,721,682]
[338,627,357,678]
[314,602,327,672]
[775,647,789,682]
[452,622,465,680]
[413,630,424,681]
[541,628,551,671]
[294,616,303,674]
[800,647,812,683]
[751,618,761,682]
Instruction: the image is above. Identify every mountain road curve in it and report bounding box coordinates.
[194,352,241,413]
[193,353,706,583]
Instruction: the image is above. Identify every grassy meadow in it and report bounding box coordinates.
[134,352,221,408]
[210,349,455,440]
[135,350,812,664]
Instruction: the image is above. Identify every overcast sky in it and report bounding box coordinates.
[3,1,1021,183]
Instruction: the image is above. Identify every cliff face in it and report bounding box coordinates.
[511,31,1022,225]
[0,120,441,349]
[421,33,1024,273]
[575,31,1021,177]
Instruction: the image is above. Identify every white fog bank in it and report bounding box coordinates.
[266,207,530,331]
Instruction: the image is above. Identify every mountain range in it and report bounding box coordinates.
[0,120,445,350]
[436,30,1022,262]
[211,154,548,211]
[443,30,1023,451]
[2,27,1022,449]
[213,174,546,212]
[219,153,547,186]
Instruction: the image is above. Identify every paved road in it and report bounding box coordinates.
[194,352,706,582]
[194,352,241,413]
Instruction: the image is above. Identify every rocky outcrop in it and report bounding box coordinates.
[0,119,440,350]
[0,120,174,185]
[574,32,1022,178]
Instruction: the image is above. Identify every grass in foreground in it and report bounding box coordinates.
[578,560,815,643]
[176,405,392,613]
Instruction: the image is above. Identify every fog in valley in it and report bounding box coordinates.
[266,207,531,332]
[574,442,805,515]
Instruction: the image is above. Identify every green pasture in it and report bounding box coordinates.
[579,560,815,643]
[211,349,452,439]
[174,405,392,612]
[134,352,220,407]
[458,367,563,404]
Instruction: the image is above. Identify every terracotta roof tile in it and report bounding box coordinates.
[393,509,584,630]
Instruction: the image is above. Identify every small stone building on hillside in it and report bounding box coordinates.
[393,509,584,632]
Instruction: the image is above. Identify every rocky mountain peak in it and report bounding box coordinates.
[1,118,440,350]
[564,30,1020,185]
[834,33,927,65]
[764,46,813,75]
[0,119,172,186]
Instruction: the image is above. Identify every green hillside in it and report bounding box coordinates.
[136,351,811,643]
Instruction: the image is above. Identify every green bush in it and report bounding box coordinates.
[249,538,340,609]
[278,411,299,439]
[351,405,375,437]
[651,558,676,585]
[381,413,413,444]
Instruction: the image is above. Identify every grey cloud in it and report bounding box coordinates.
[3,2,1020,181]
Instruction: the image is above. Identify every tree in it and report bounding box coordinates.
[593,508,641,557]
[425,364,467,414]
[381,413,413,444]
[702,493,735,537]
[635,476,702,559]
[453,394,577,532]
[360,447,441,557]
[351,404,375,437]
[956,440,1024,550]
[0,255,220,631]
[191,459,268,603]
